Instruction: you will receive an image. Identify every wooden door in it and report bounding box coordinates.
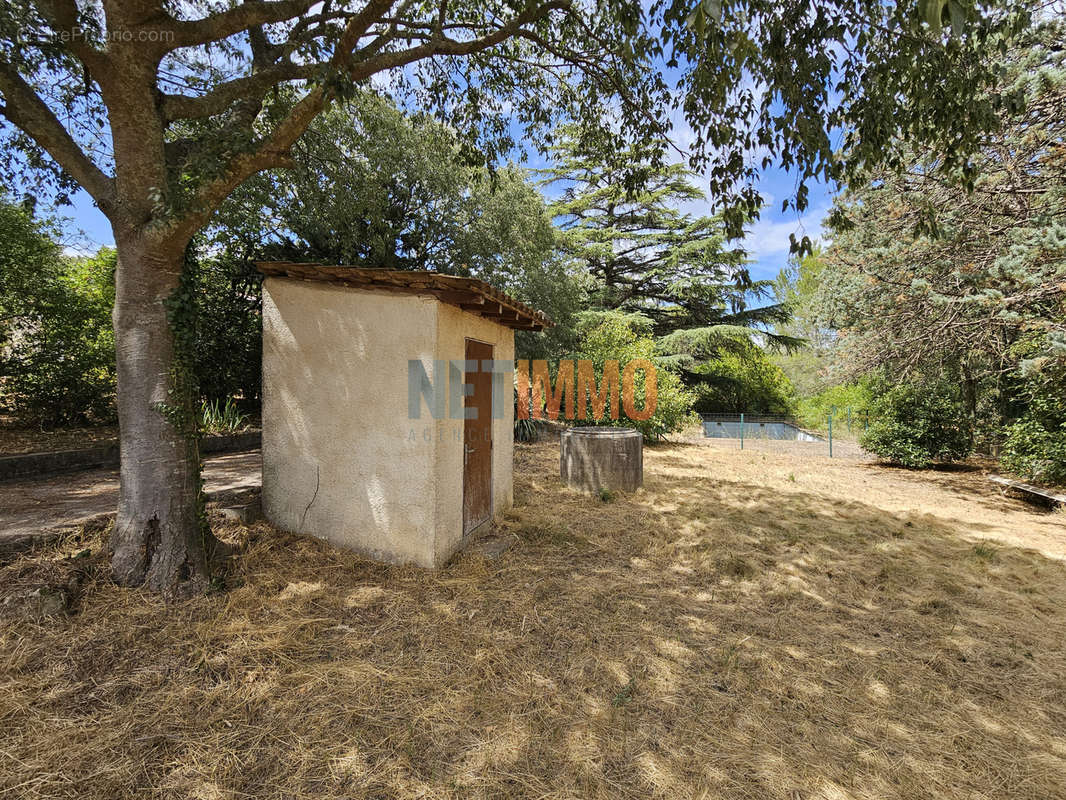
[463,339,493,535]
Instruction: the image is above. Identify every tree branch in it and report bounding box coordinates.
[172,0,569,241]
[348,0,570,78]
[37,0,110,77]
[171,87,325,242]
[169,0,317,50]
[161,62,318,121]
[0,60,115,213]
[163,0,396,122]
[330,0,398,68]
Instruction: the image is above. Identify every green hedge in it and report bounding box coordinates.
[860,381,972,468]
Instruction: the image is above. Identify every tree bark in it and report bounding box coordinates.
[109,232,211,594]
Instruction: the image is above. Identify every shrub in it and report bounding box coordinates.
[640,368,700,440]
[656,326,797,415]
[1001,394,1066,486]
[514,417,539,443]
[575,312,698,441]
[0,208,117,426]
[0,211,263,428]
[188,248,263,408]
[689,347,796,415]
[795,381,872,432]
[200,397,249,434]
[860,381,972,467]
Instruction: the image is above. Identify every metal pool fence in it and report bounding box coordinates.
[700,411,872,460]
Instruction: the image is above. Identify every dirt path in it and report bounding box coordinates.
[679,437,1066,559]
[0,422,119,455]
[0,450,261,545]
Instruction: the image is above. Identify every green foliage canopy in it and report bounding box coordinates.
[0,199,116,425]
[210,98,583,367]
[687,346,796,416]
[0,0,1036,251]
[575,312,698,441]
[666,0,1035,235]
[655,326,796,415]
[861,380,973,467]
[543,128,790,338]
[818,22,1065,386]
[813,21,1064,469]
[1001,362,1066,485]
[794,382,873,433]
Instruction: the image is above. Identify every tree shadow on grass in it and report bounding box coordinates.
[858,459,1062,518]
[656,440,1060,520]
[1,441,1065,800]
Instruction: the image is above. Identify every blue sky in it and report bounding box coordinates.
[58,160,832,285]
[739,170,833,282]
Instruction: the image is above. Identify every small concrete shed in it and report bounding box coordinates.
[257,263,550,567]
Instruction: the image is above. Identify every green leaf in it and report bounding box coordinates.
[686,6,707,38]
[947,0,967,37]
[703,0,723,24]
[923,0,944,34]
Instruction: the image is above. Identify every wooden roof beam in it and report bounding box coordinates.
[437,290,480,306]
[254,263,553,329]
[464,301,503,316]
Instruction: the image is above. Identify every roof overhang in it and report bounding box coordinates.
[256,263,552,331]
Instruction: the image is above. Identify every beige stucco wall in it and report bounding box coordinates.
[261,277,514,567]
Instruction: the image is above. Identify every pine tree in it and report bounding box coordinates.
[818,20,1066,442]
[542,129,792,339]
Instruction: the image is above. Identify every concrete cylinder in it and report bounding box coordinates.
[560,427,643,493]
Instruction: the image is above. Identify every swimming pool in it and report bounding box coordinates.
[702,418,823,441]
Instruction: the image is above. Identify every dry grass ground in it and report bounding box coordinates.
[2,438,1065,800]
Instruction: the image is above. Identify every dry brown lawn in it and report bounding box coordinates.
[2,438,1065,799]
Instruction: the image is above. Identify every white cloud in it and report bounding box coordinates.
[743,204,829,260]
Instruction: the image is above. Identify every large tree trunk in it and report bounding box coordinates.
[109,232,211,594]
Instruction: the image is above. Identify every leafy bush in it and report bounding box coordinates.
[639,368,700,441]
[576,312,698,441]
[689,348,796,415]
[514,417,539,443]
[1002,419,1066,485]
[0,207,263,428]
[0,202,117,426]
[795,381,872,433]
[188,247,263,407]
[656,326,796,415]
[1001,393,1066,486]
[860,381,972,468]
